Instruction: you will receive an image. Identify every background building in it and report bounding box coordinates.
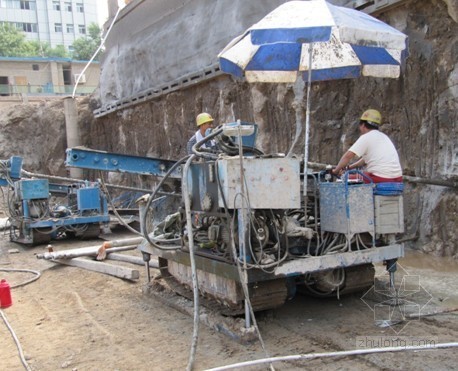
[0,0,99,53]
[0,56,99,96]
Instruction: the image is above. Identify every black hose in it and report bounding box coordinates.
[216,135,264,157]
[192,126,264,159]
[192,128,224,159]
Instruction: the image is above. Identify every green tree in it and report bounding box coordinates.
[72,23,102,61]
[23,40,46,56]
[25,41,69,58]
[0,24,27,57]
[49,44,68,58]
[0,25,69,58]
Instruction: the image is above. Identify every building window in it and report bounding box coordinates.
[76,3,84,12]
[27,22,37,32]
[54,23,62,32]
[15,22,37,32]
[64,1,71,11]
[68,45,74,53]
[4,0,20,9]
[32,64,39,71]
[66,24,74,33]
[78,24,86,34]
[20,1,36,10]
[52,1,60,11]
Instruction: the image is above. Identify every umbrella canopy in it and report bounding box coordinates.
[217,0,409,204]
[218,0,408,83]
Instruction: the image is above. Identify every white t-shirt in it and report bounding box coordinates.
[195,129,215,148]
[349,130,402,178]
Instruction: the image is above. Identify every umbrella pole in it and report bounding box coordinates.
[303,42,313,225]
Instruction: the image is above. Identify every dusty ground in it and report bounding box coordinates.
[0,229,457,371]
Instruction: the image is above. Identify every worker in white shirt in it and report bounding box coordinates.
[332,109,402,183]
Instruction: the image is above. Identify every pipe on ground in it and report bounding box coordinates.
[206,342,458,371]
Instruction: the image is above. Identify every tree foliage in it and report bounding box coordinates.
[0,24,27,57]
[72,23,102,61]
[0,22,102,60]
[49,45,68,58]
[22,40,69,58]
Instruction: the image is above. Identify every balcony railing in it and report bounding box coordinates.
[0,84,97,96]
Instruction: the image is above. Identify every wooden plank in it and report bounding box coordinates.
[53,258,140,281]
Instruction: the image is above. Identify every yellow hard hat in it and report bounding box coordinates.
[360,109,382,126]
[196,112,214,127]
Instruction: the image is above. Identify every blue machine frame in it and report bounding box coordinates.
[0,156,110,246]
[63,139,405,313]
[66,147,181,178]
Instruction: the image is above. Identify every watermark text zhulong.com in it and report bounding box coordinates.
[356,336,438,349]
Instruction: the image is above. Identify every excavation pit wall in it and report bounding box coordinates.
[92,0,458,258]
[0,0,456,257]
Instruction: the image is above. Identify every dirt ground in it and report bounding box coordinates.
[0,228,457,371]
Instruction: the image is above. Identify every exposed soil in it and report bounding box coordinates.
[0,2,456,369]
[1,230,457,371]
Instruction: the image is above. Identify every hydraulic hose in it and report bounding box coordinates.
[192,128,224,160]
[206,342,458,371]
[141,155,190,250]
[0,268,41,288]
[182,154,200,371]
[0,268,41,371]
[0,310,32,371]
[216,135,264,157]
[99,172,143,236]
[192,127,264,159]
[215,156,273,367]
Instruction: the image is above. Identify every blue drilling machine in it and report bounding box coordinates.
[64,121,405,315]
[0,156,110,245]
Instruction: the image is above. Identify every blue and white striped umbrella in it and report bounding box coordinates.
[218,0,408,200]
[218,0,408,83]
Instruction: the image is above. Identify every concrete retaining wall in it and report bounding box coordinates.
[99,0,291,107]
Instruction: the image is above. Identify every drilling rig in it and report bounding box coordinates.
[65,121,405,316]
[0,156,109,245]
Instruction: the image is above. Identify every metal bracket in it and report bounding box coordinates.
[65,147,181,179]
[274,244,404,276]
